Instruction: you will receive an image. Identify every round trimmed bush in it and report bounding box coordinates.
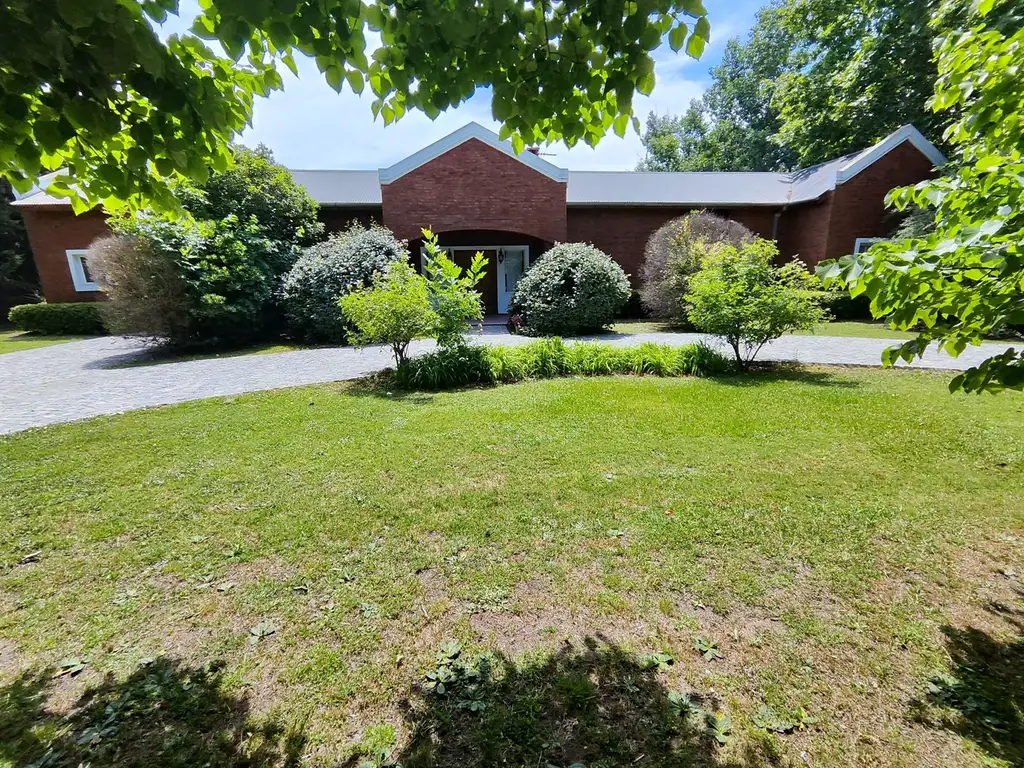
[640,211,754,322]
[509,243,631,336]
[280,224,408,343]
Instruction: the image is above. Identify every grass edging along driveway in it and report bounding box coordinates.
[0,329,92,355]
[1,368,1022,766]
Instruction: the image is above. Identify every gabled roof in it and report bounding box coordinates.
[377,121,570,184]
[12,123,944,210]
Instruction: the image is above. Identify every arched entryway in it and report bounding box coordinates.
[411,229,551,316]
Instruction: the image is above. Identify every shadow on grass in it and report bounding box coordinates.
[910,598,1024,767]
[712,363,862,389]
[370,636,781,768]
[0,658,305,768]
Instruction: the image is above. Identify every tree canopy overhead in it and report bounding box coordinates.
[0,0,712,211]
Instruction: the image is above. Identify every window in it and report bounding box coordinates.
[853,237,885,255]
[66,249,100,292]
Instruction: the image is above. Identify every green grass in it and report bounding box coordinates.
[613,320,917,340]
[1,370,1022,767]
[0,329,91,354]
[791,321,919,340]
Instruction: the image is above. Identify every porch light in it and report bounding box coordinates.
[497,248,505,264]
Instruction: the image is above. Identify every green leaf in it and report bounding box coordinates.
[687,17,711,58]
[325,64,344,92]
[346,69,365,94]
[613,113,629,138]
[669,23,688,53]
[57,0,94,28]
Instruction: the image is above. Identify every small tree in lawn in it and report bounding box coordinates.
[687,239,828,369]
[420,228,488,349]
[339,263,437,368]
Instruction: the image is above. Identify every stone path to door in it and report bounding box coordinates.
[0,330,1016,435]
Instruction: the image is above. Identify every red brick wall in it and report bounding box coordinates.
[381,138,567,243]
[822,142,937,265]
[776,195,833,267]
[20,208,111,303]
[566,206,778,286]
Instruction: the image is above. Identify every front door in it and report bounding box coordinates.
[497,247,529,314]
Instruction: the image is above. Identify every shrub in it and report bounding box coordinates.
[99,213,291,348]
[8,302,106,335]
[394,344,494,389]
[395,339,732,390]
[640,211,754,323]
[687,238,829,369]
[510,243,631,336]
[339,262,438,367]
[98,145,319,349]
[280,223,408,343]
[87,234,190,341]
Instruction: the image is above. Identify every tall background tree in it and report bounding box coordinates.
[639,2,797,172]
[0,179,39,315]
[1,0,712,211]
[639,0,942,171]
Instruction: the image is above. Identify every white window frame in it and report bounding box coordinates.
[853,237,885,256]
[65,249,100,292]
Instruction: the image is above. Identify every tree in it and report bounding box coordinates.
[0,178,39,313]
[638,2,798,172]
[93,145,320,348]
[639,0,954,172]
[339,262,438,368]
[687,239,828,369]
[772,0,943,164]
[819,0,1024,394]
[1,0,712,211]
[421,230,488,350]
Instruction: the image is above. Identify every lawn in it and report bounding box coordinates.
[1,369,1021,767]
[611,319,918,340]
[0,329,91,355]
[792,321,918,340]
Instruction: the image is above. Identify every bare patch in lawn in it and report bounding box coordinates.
[0,657,305,768]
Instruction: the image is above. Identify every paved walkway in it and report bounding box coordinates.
[0,330,1016,435]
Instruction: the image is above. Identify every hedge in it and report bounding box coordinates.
[8,302,108,335]
[394,338,732,390]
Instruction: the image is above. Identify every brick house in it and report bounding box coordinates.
[13,122,944,315]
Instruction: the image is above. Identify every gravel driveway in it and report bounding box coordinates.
[0,330,1015,435]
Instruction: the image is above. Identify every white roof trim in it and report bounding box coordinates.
[378,121,569,184]
[836,124,946,184]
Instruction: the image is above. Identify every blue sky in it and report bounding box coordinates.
[162,2,763,171]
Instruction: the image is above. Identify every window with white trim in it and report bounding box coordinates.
[853,237,885,255]
[65,249,100,292]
